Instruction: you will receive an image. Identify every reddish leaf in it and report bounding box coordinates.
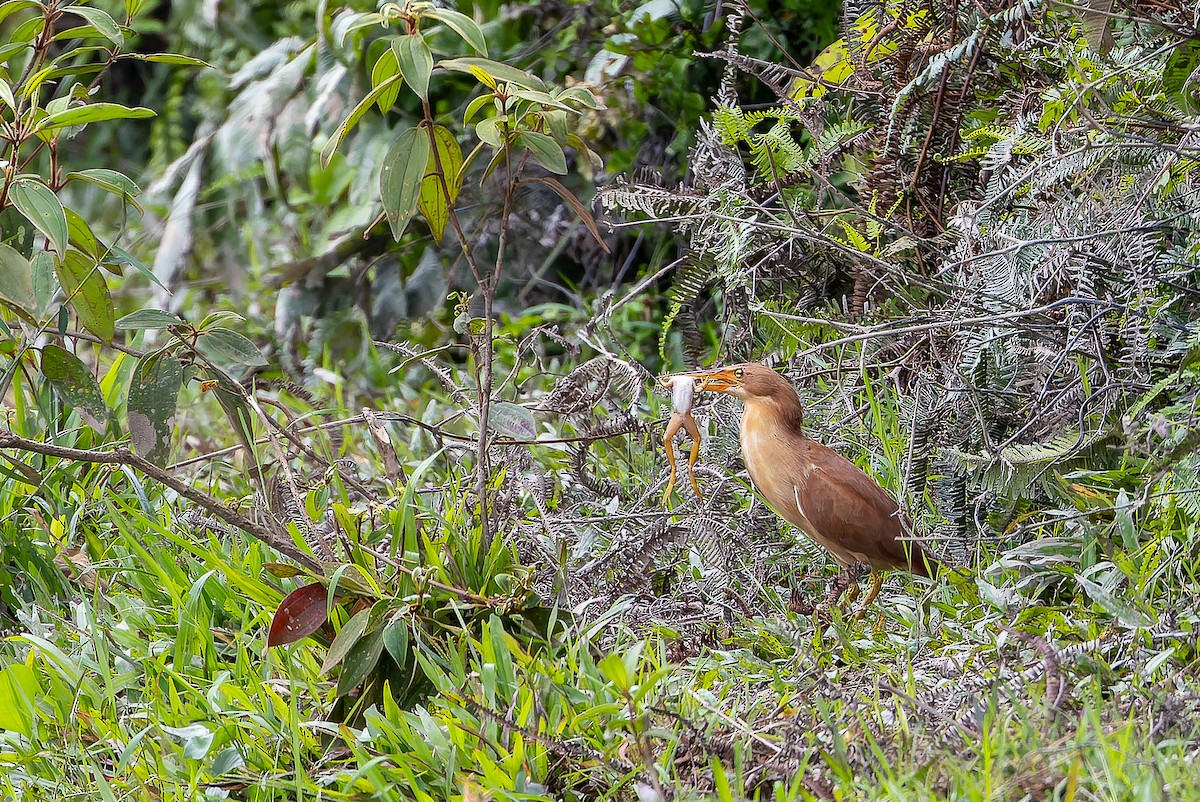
[267,584,334,647]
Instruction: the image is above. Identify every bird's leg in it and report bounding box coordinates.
[852,572,885,620]
[822,564,867,611]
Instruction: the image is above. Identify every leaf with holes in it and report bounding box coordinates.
[41,344,108,433]
[268,583,335,647]
[127,355,183,466]
[380,126,431,241]
[39,103,154,133]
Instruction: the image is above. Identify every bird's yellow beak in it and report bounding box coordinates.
[679,367,742,394]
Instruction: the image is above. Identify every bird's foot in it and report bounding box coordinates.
[827,564,868,609]
[850,572,885,620]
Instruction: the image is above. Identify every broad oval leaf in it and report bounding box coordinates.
[427,7,487,56]
[320,606,372,675]
[268,583,334,647]
[64,208,101,258]
[64,168,142,212]
[55,250,115,342]
[418,125,463,242]
[127,355,183,466]
[392,34,433,101]
[380,126,431,241]
[64,6,122,45]
[383,617,410,665]
[440,57,545,90]
[370,47,403,114]
[0,243,36,313]
[336,623,387,697]
[517,130,568,175]
[41,344,108,433]
[200,327,269,366]
[488,401,536,440]
[116,308,186,330]
[8,178,68,255]
[0,664,40,737]
[30,251,56,316]
[39,103,154,133]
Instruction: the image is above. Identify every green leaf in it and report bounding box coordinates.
[119,52,212,67]
[392,34,433,101]
[426,8,487,56]
[370,47,403,114]
[1075,573,1155,628]
[127,355,183,466]
[64,168,142,212]
[418,125,463,242]
[200,328,269,366]
[41,344,108,433]
[30,251,56,317]
[8,178,68,255]
[337,623,386,697]
[56,251,114,342]
[464,94,493,124]
[0,664,40,737]
[321,607,371,675]
[517,131,567,175]
[65,207,101,258]
[0,1,39,25]
[116,308,186,330]
[0,243,37,313]
[39,103,154,133]
[475,115,507,148]
[65,6,123,45]
[380,126,431,241]
[488,402,536,440]
[439,58,544,90]
[1164,40,1200,114]
[383,617,410,666]
[320,73,404,167]
[212,378,256,463]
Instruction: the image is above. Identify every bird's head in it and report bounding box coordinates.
[678,363,805,430]
[680,363,787,400]
[676,362,806,432]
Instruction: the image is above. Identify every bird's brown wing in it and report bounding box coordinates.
[788,441,935,576]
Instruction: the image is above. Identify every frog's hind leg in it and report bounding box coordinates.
[661,417,683,506]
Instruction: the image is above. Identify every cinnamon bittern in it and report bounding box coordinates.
[682,363,937,615]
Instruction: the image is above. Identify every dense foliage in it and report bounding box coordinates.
[3,0,1200,799]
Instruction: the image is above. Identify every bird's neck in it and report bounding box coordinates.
[746,393,806,437]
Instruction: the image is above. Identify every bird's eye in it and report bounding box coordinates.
[733,367,744,379]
